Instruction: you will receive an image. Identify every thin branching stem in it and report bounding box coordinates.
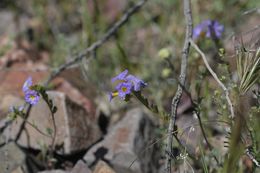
[189,39,235,118]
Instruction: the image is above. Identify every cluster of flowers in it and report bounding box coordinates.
[22,77,40,105]
[193,19,224,40]
[109,69,147,101]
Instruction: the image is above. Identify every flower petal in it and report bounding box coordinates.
[23,76,33,93]
[126,75,147,91]
[116,82,132,99]
[111,69,128,83]
[24,90,40,105]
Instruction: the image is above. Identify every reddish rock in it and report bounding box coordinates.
[53,77,96,118]
[0,64,49,98]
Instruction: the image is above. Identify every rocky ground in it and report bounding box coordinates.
[0,3,259,173]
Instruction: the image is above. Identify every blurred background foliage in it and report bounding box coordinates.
[0,0,259,171]
[0,0,259,119]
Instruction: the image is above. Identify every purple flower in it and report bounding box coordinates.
[126,75,147,91]
[22,77,40,105]
[111,69,128,83]
[116,82,132,99]
[206,20,224,39]
[109,69,147,101]
[25,90,40,105]
[193,20,209,39]
[23,76,32,93]
[193,20,224,39]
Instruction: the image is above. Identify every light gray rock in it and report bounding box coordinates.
[176,113,202,155]
[0,142,26,173]
[11,166,25,173]
[84,108,159,173]
[38,170,68,173]
[70,160,92,173]
[4,91,101,154]
[0,11,29,35]
[93,160,116,173]
[0,94,24,114]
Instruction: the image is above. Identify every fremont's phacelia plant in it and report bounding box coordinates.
[23,77,40,105]
[25,90,40,105]
[109,69,147,101]
[193,20,224,39]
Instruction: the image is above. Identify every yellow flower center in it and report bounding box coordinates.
[121,87,127,92]
[30,95,35,100]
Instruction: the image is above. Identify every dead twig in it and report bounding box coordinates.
[165,0,193,172]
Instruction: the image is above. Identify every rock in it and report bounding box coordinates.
[53,77,96,116]
[176,92,193,116]
[4,91,101,154]
[0,142,26,173]
[176,113,202,155]
[71,160,92,173]
[93,161,116,173]
[38,170,68,173]
[11,167,25,173]
[0,11,29,35]
[0,94,24,119]
[0,65,49,99]
[84,108,160,173]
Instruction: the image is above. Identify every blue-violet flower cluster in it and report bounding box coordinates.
[109,69,147,101]
[22,77,40,105]
[193,20,224,39]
